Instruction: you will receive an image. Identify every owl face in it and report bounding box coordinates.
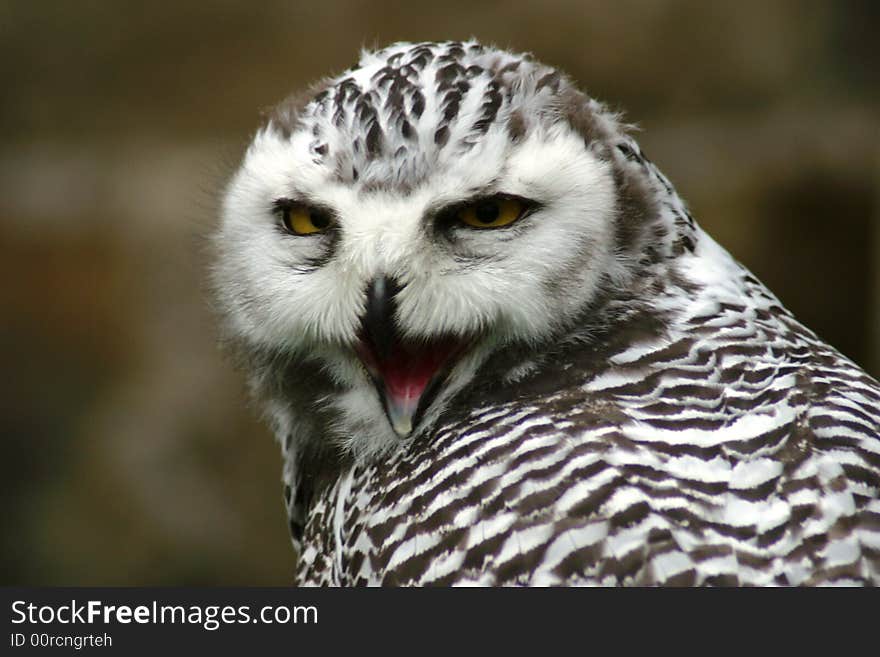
[214,42,631,456]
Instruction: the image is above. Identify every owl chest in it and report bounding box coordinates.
[298,397,709,586]
[294,331,880,586]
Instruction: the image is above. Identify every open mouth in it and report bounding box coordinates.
[355,277,469,437]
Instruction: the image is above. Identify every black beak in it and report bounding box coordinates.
[356,275,467,438]
[362,276,404,359]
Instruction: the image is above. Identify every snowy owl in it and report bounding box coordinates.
[212,41,880,585]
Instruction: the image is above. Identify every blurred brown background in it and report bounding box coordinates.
[1,1,878,584]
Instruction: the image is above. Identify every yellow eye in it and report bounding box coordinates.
[458,198,525,229]
[280,205,332,235]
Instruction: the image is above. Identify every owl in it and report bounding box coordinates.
[212,41,880,585]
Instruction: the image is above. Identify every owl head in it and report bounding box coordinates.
[213,41,691,460]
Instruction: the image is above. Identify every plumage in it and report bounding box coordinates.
[213,40,880,586]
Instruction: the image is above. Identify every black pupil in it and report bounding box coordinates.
[310,211,330,230]
[474,201,500,224]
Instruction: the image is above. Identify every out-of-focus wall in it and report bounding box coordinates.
[1,1,877,584]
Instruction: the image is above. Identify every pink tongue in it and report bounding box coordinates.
[380,340,458,405]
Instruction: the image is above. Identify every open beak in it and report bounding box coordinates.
[356,276,466,437]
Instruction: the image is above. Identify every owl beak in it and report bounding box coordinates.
[362,276,402,362]
[357,277,463,438]
[383,384,420,437]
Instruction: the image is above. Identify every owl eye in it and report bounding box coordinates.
[278,203,333,236]
[458,197,527,229]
